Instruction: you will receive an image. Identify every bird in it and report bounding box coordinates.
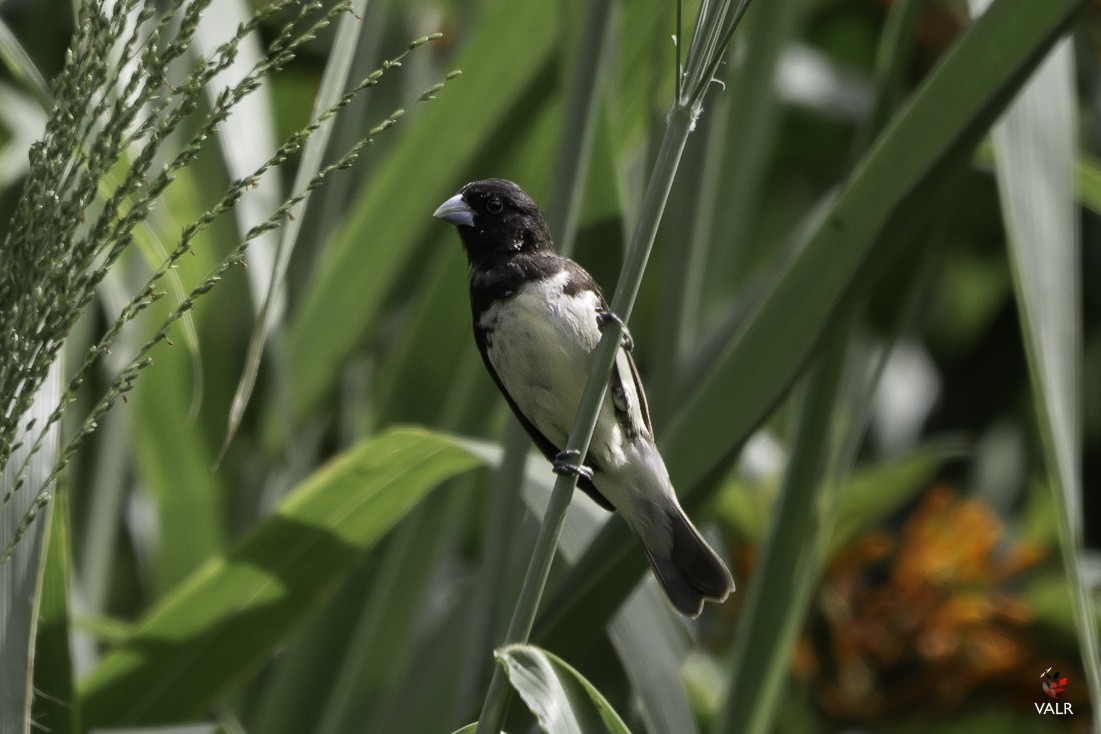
[433,178,734,617]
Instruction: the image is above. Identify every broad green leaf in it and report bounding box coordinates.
[80,428,482,728]
[534,0,1090,653]
[497,644,632,734]
[287,0,560,423]
[133,336,230,595]
[316,491,468,734]
[661,0,1087,494]
[364,589,485,734]
[247,546,385,734]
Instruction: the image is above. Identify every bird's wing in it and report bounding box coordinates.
[612,341,653,441]
[555,258,654,443]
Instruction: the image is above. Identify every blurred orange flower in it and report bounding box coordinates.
[796,484,1050,721]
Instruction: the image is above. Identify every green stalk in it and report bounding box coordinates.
[475,101,702,734]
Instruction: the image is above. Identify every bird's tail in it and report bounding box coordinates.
[642,505,734,618]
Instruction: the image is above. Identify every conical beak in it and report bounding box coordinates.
[433,193,475,227]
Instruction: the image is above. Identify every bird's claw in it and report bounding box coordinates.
[553,449,594,480]
[596,308,633,352]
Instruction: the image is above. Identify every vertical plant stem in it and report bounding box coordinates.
[475,105,697,734]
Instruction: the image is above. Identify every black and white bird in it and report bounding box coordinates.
[433,178,733,617]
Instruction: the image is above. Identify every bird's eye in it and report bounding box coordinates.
[486,197,503,214]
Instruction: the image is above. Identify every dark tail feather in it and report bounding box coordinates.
[644,508,734,617]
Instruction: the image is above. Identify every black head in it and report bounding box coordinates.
[433,179,553,266]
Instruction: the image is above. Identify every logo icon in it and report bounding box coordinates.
[1041,668,1068,700]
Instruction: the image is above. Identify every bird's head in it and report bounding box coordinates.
[433,179,552,266]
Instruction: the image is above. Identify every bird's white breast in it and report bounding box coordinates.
[479,271,606,450]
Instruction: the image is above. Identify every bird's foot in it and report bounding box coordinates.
[596,308,633,352]
[553,449,594,481]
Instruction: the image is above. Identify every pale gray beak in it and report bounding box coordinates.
[433,193,475,227]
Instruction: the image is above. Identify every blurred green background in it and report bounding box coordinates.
[1,0,1099,732]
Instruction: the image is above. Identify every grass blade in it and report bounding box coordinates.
[965,3,1101,724]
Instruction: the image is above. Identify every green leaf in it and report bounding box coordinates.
[1074,155,1101,214]
[130,159,244,595]
[969,6,1101,723]
[31,489,78,734]
[1,361,59,734]
[497,644,632,734]
[535,0,1089,653]
[607,587,699,734]
[79,428,482,728]
[133,338,230,595]
[316,491,468,734]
